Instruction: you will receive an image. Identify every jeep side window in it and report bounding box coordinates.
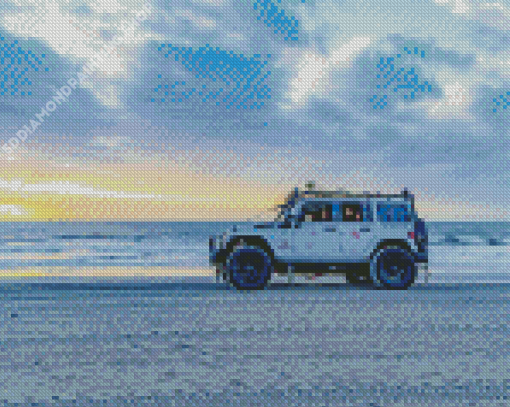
[342,204,364,222]
[300,203,332,222]
[377,203,411,222]
[330,203,372,222]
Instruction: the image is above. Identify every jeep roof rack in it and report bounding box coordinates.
[298,189,412,199]
[278,186,415,209]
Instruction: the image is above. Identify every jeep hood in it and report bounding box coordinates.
[253,222,275,229]
[223,222,275,236]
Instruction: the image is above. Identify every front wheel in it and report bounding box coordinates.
[370,246,416,290]
[226,244,272,290]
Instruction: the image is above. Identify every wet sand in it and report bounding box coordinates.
[0,280,508,406]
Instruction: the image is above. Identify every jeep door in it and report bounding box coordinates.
[335,201,374,262]
[292,201,339,262]
[369,200,415,252]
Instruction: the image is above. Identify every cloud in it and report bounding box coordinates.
[0,205,29,216]
[426,81,470,117]
[1,0,156,109]
[283,36,371,108]
[91,136,134,147]
[305,97,356,127]
[253,0,300,41]
[173,8,217,29]
[155,44,272,110]
[471,2,510,31]
[402,78,473,121]
[433,0,470,14]
[0,26,134,140]
[435,1,510,53]
[469,83,510,132]
[386,34,476,70]
[470,24,510,53]
[0,179,221,202]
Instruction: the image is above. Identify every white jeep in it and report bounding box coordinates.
[209,187,428,290]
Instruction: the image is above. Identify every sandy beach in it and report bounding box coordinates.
[0,280,508,406]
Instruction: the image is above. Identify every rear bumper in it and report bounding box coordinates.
[209,237,226,265]
[209,247,219,264]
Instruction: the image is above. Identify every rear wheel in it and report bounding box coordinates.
[370,246,416,290]
[226,243,272,290]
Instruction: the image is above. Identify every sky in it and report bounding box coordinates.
[0,0,508,221]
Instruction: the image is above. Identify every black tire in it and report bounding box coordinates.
[370,246,416,290]
[226,244,272,290]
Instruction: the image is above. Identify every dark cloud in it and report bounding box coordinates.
[71,4,93,15]
[468,23,510,53]
[253,0,300,41]
[306,97,355,127]
[150,0,309,51]
[0,102,21,115]
[469,84,510,134]
[387,33,476,70]
[0,33,116,140]
[122,40,276,136]
[375,117,509,174]
[344,48,440,116]
[365,125,403,150]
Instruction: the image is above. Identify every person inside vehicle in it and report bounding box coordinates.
[322,206,332,221]
[344,205,362,222]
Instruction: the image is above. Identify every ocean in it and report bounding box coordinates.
[0,221,509,406]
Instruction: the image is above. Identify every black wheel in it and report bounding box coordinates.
[226,244,272,290]
[370,246,416,290]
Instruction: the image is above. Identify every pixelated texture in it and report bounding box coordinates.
[371,48,432,109]
[155,45,271,109]
[493,92,510,112]
[0,37,48,96]
[253,0,300,41]
[0,0,509,406]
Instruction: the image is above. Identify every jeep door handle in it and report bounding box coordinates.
[324,227,336,232]
[360,228,370,232]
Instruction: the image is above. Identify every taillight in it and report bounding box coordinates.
[408,232,415,240]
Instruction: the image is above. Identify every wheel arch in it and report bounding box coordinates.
[369,239,413,260]
[218,235,276,264]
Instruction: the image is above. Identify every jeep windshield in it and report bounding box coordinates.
[271,202,294,223]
